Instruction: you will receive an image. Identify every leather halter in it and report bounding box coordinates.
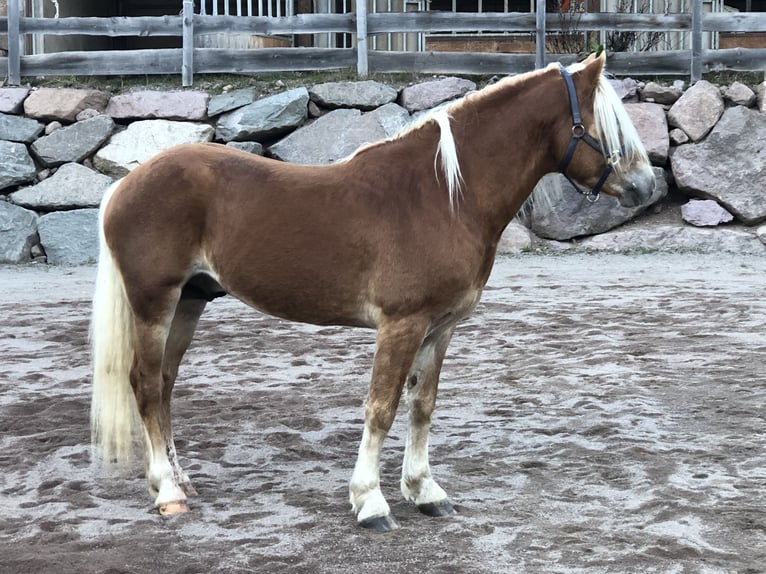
[557,65,622,203]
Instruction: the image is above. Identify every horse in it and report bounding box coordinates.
[90,51,654,532]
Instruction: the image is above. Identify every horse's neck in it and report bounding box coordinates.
[450,72,561,238]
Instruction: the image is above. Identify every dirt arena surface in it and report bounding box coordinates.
[2,253,765,574]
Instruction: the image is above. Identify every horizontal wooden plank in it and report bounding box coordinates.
[703,12,766,33]
[4,11,758,38]
[194,14,355,35]
[368,50,579,75]
[0,48,356,78]
[7,49,184,76]
[703,47,766,72]
[367,12,692,34]
[193,48,356,73]
[18,16,182,36]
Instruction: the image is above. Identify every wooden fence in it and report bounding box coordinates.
[1,0,764,87]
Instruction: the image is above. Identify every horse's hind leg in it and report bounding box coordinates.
[401,324,456,517]
[129,291,201,515]
[159,297,207,499]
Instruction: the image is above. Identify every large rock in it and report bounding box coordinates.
[0,112,44,143]
[573,224,763,255]
[9,163,113,211]
[0,87,31,114]
[30,114,115,167]
[666,80,724,142]
[23,88,109,123]
[756,82,766,113]
[207,88,257,117]
[309,80,398,111]
[681,199,734,227]
[37,208,100,265]
[215,88,309,142]
[525,168,667,241]
[93,119,215,177]
[625,103,669,166]
[0,141,37,191]
[269,103,409,165]
[497,220,534,254]
[723,81,756,107]
[106,90,210,121]
[670,105,766,225]
[399,77,476,113]
[0,201,38,263]
[640,81,684,105]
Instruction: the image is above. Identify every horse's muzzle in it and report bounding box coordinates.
[617,165,656,208]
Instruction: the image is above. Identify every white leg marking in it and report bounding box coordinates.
[400,337,450,507]
[349,426,391,522]
[143,426,187,507]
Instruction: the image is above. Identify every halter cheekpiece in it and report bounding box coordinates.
[557,65,623,203]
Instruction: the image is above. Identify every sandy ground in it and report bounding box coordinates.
[1,253,765,574]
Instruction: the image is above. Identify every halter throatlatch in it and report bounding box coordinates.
[557,65,623,203]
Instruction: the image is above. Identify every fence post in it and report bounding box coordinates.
[535,0,546,70]
[691,0,702,83]
[182,0,194,87]
[7,0,21,85]
[356,0,368,77]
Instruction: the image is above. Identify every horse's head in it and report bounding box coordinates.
[553,52,655,207]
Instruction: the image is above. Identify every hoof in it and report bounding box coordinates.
[417,500,455,518]
[359,514,400,533]
[158,500,190,516]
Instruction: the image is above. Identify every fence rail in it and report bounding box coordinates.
[1,0,765,87]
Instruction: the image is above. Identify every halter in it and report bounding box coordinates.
[557,65,623,203]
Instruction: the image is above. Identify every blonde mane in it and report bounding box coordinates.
[359,59,646,214]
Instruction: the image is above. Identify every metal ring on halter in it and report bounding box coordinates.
[572,124,586,138]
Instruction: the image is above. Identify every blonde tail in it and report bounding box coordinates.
[90,181,139,465]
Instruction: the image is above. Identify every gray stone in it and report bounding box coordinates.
[30,114,115,167]
[269,103,409,165]
[681,199,734,227]
[0,112,44,143]
[208,88,257,117]
[755,82,766,113]
[310,80,398,111]
[624,103,669,165]
[23,88,109,123]
[106,90,210,121]
[757,224,766,246]
[37,208,100,265]
[9,163,113,211]
[574,224,763,255]
[525,168,667,241]
[399,77,476,113]
[225,141,264,155]
[640,81,684,105]
[670,106,766,225]
[0,201,38,263]
[608,77,639,101]
[723,81,756,107]
[497,220,533,254]
[93,120,215,177]
[0,141,37,191]
[669,128,689,146]
[0,87,31,114]
[215,88,309,142]
[667,80,724,142]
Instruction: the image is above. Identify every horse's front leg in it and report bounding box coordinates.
[349,316,429,532]
[401,324,456,517]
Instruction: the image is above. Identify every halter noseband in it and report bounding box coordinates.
[557,65,622,203]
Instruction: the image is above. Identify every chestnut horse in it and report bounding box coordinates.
[91,52,654,532]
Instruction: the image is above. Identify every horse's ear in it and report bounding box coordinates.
[580,51,606,91]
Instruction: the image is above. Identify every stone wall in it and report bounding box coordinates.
[1,73,765,264]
